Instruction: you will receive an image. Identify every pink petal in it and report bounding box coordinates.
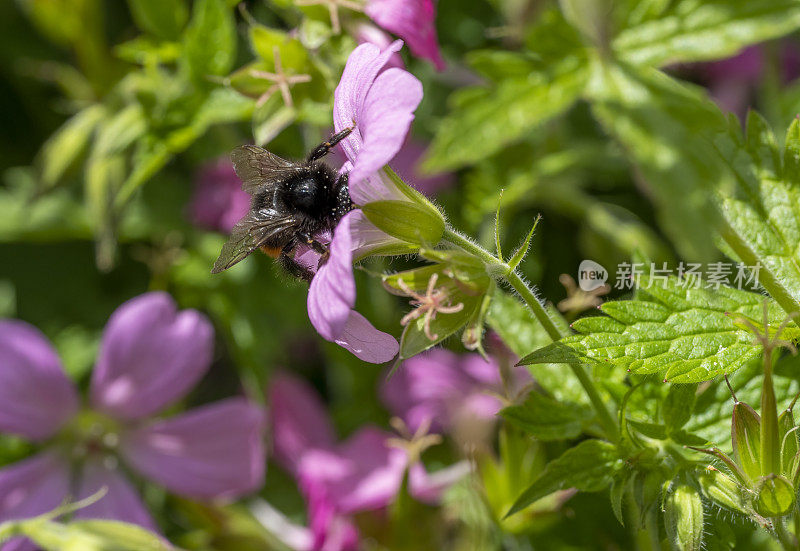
[90,292,214,420]
[333,40,404,166]
[381,349,471,432]
[268,374,337,473]
[389,139,455,196]
[347,67,423,189]
[189,160,251,233]
[308,213,357,341]
[365,0,445,70]
[351,23,405,69]
[348,209,406,259]
[299,428,405,514]
[74,459,157,531]
[408,461,470,503]
[0,452,70,551]
[120,398,266,500]
[0,320,78,440]
[335,311,398,364]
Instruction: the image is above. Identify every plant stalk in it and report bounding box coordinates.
[442,227,619,443]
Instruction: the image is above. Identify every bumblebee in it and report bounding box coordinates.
[211,128,354,280]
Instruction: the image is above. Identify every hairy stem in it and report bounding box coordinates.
[442,227,619,443]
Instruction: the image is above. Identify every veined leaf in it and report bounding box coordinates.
[506,439,619,517]
[589,60,727,260]
[422,60,588,172]
[519,274,791,383]
[714,114,800,317]
[501,391,593,440]
[181,0,235,81]
[614,0,800,67]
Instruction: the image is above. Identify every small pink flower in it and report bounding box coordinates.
[189,161,251,233]
[381,349,531,433]
[267,374,463,551]
[0,293,266,550]
[364,0,445,70]
[306,40,425,363]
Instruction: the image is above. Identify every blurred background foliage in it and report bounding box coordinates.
[5,0,800,549]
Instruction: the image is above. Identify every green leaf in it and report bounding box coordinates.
[519,273,788,383]
[37,104,105,190]
[249,25,309,69]
[506,439,619,517]
[663,383,697,434]
[714,114,800,317]
[501,391,593,440]
[614,0,800,67]
[182,0,235,81]
[422,60,588,172]
[588,61,727,260]
[506,217,540,270]
[127,0,188,40]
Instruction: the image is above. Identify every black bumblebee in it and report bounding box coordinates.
[211,127,354,280]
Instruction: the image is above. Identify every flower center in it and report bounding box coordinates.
[58,409,123,462]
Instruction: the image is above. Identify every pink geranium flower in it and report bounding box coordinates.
[265,374,466,551]
[364,0,445,70]
[305,40,425,363]
[0,293,265,551]
[189,160,251,233]
[381,349,532,433]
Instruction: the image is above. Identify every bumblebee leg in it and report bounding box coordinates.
[297,231,329,256]
[278,253,315,282]
[306,126,355,162]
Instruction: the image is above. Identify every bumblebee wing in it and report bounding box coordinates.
[211,211,297,273]
[230,145,297,194]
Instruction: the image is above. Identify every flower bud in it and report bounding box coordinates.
[664,484,704,551]
[754,474,795,518]
[731,401,762,483]
[697,466,747,513]
[778,408,799,477]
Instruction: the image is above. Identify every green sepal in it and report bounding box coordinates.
[361,200,445,246]
[697,466,748,514]
[731,401,762,484]
[754,475,795,518]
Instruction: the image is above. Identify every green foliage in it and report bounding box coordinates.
[715,114,800,316]
[520,274,790,383]
[501,391,593,440]
[506,439,620,517]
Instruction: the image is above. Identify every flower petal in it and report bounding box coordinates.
[347,67,422,190]
[0,452,70,551]
[335,311,398,364]
[352,23,404,69]
[189,160,251,233]
[90,292,214,420]
[74,459,157,531]
[380,349,471,432]
[269,374,337,473]
[408,460,470,504]
[308,213,357,341]
[333,40,404,167]
[365,0,445,70]
[120,398,266,500]
[0,320,78,440]
[299,427,406,514]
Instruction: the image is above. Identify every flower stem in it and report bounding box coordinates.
[442,227,619,443]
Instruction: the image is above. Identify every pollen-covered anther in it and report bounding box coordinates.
[397,273,464,340]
